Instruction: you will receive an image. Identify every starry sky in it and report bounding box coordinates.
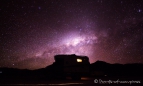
[0,0,143,70]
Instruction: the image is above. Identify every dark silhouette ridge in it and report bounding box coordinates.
[0,55,143,81]
[0,61,143,80]
[90,61,143,77]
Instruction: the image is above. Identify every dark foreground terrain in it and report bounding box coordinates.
[0,61,143,86]
[0,76,143,86]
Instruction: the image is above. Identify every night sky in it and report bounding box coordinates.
[0,0,143,70]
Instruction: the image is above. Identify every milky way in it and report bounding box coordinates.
[0,0,143,69]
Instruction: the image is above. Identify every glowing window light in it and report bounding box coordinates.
[77,59,82,62]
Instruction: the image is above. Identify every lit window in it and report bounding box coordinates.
[77,59,82,62]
